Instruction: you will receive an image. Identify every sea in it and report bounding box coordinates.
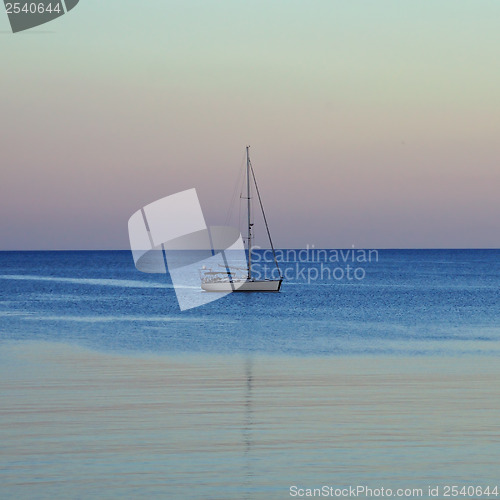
[1,250,499,499]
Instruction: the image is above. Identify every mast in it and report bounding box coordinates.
[246,146,252,279]
[249,155,282,279]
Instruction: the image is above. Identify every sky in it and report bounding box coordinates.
[1,0,499,249]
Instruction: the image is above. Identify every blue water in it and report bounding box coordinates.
[2,250,500,499]
[1,249,499,356]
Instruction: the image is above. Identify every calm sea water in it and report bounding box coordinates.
[0,250,499,355]
[1,250,500,499]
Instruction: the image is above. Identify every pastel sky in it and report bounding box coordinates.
[1,0,499,249]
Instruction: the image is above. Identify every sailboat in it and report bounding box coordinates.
[201,147,283,292]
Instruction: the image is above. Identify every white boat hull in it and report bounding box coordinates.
[201,279,282,292]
